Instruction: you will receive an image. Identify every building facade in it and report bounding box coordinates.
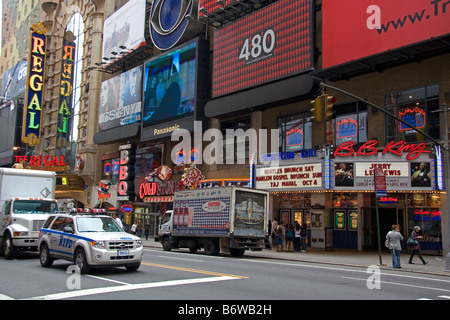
[1,0,449,253]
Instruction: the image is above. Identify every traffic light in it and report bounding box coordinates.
[325,94,337,120]
[310,95,323,123]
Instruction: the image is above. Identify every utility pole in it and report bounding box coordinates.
[320,82,450,265]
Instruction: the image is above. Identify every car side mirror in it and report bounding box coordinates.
[63,226,74,234]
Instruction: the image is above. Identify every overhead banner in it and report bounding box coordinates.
[322,0,450,68]
[22,23,47,147]
[57,31,76,146]
[212,0,313,97]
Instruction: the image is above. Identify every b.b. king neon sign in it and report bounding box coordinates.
[22,23,47,147]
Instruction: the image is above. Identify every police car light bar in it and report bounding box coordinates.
[69,208,107,214]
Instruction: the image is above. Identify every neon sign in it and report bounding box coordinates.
[57,32,76,144]
[399,107,425,131]
[22,23,47,147]
[414,209,441,221]
[286,128,304,148]
[335,140,431,160]
[337,118,358,139]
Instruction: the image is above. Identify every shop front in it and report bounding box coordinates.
[256,142,444,253]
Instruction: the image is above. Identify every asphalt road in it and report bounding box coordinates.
[1,247,450,304]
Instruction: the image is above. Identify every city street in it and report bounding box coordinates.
[1,247,449,302]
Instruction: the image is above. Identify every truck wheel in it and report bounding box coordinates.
[204,240,220,256]
[3,233,16,260]
[229,248,245,257]
[189,247,198,254]
[74,248,90,274]
[162,237,172,251]
[39,243,54,268]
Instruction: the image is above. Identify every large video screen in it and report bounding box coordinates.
[98,66,143,131]
[212,0,312,97]
[142,40,197,126]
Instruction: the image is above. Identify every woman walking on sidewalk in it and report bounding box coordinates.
[386,224,403,268]
[408,226,428,265]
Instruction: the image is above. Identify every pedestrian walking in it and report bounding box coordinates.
[136,219,143,238]
[285,224,294,252]
[294,222,301,252]
[130,221,137,235]
[113,213,123,229]
[300,224,307,252]
[386,224,403,268]
[144,219,150,240]
[408,226,428,265]
[271,218,278,248]
[274,224,283,252]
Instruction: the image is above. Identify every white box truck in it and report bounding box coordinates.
[157,187,269,257]
[0,168,58,259]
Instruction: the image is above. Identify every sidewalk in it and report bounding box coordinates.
[141,238,450,277]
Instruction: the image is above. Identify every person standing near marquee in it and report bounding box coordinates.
[386,224,403,268]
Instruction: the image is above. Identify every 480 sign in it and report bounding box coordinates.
[239,28,276,64]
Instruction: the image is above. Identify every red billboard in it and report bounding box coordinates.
[322,0,450,69]
[212,0,312,97]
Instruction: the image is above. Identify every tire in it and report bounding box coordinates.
[39,243,54,268]
[162,237,172,251]
[3,233,16,260]
[125,263,140,272]
[74,248,90,274]
[189,247,198,254]
[204,239,220,256]
[229,248,245,257]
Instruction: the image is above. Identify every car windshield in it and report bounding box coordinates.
[76,217,123,233]
[12,200,58,214]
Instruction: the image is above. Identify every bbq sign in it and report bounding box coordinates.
[22,23,47,147]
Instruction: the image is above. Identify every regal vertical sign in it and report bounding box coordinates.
[22,23,47,147]
[57,31,76,146]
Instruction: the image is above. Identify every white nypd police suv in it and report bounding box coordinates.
[38,209,143,274]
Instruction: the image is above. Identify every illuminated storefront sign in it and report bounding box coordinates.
[399,107,426,131]
[57,32,76,144]
[334,140,431,160]
[118,144,136,201]
[256,163,323,190]
[22,23,47,147]
[139,181,179,201]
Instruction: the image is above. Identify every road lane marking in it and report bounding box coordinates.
[141,262,248,279]
[85,275,130,286]
[342,276,450,293]
[25,276,238,300]
[158,255,204,263]
[0,293,15,300]
[243,259,450,283]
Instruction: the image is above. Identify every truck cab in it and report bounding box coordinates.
[1,198,58,259]
[156,210,173,251]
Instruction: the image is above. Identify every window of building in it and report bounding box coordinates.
[332,101,368,147]
[385,84,440,143]
[221,117,252,164]
[278,112,312,153]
